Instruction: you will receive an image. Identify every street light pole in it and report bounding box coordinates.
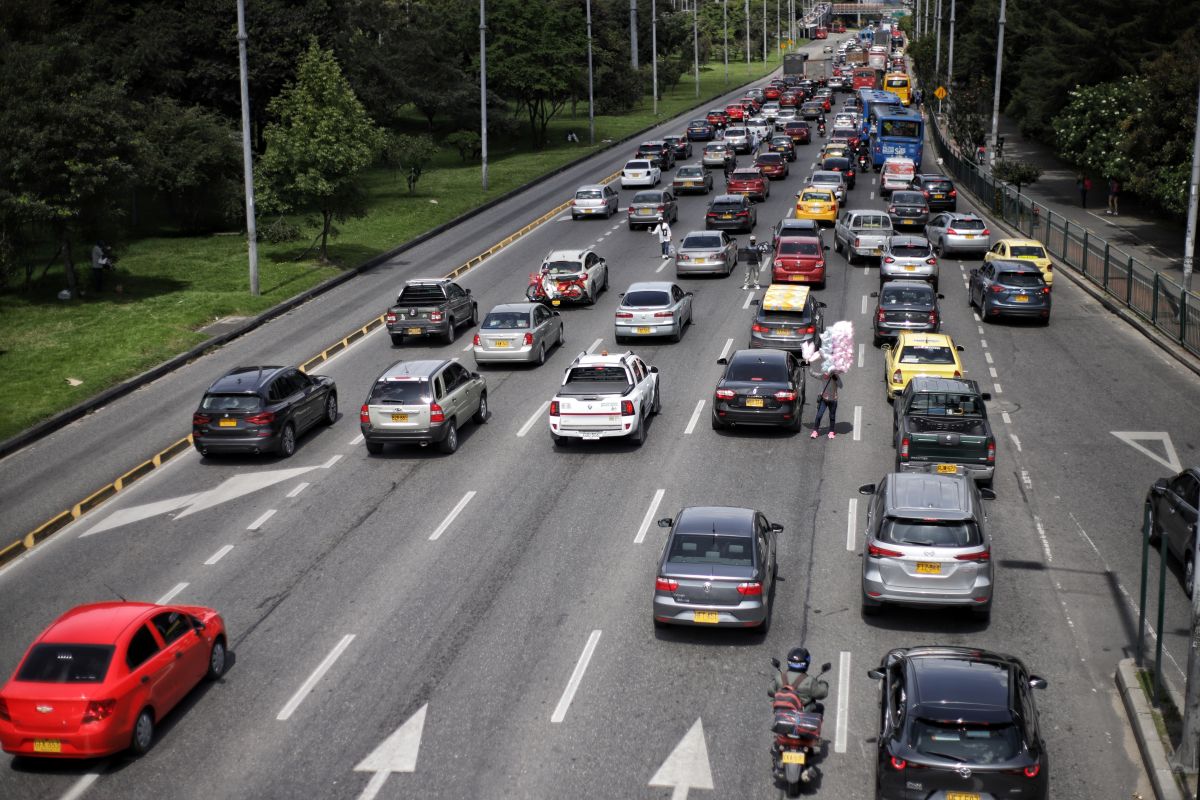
[235,0,259,296]
[776,0,780,64]
[763,0,768,63]
[724,0,729,84]
[652,0,658,115]
[945,0,956,115]
[693,0,700,97]
[1183,78,1200,291]
[479,0,489,190]
[630,0,639,68]
[934,0,942,80]
[745,0,751,75]
[587,0,596,144]
[988,0,1006,170]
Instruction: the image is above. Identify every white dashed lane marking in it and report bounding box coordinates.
[156,582,188,604]
[846,498,858,551]
[551,630,602,723]
[277,634,356,721]
[428,491,477,542]
[204,545,234,566]
[518,401,550,438]
[684,400,706,434]
[248,509,276,531]
[287,482,310,498]
[634,489,667,545]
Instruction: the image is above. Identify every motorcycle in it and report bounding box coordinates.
[768,658,832,796]
[525,270,585,306]
[817,121,826,138]
[856,151,870,172]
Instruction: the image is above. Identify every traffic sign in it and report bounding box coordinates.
[933,86,948,100]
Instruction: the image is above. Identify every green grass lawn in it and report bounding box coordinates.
[0,55,784,442]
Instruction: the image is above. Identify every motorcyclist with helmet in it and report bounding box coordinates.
[772,647,829,711]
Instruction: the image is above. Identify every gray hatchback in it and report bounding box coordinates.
[653,506,782,632]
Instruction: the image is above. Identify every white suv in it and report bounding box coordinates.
[548,351,661,446]
[621,160,661,188]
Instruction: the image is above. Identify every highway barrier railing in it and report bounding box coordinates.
[928,121,1200,359]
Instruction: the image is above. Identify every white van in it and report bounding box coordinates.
[880,157,916,197]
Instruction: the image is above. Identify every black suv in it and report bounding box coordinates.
[705,194,757,233]
[193,366,337,458]
[869,646,1049,800]
[636,141,675,170]
[911,174,958,212]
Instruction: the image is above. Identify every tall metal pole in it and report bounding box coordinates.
[1173,534,1200,769]
[988,0,1006,170]
[235,0,259,295]
[776,0,781,62]
[945,0,955,115]
[744,0,751,75]
[651,0,658,115]
[693,0,700,97]
[1183,78,1200,291]
[933,0,942,79]
[630,0,639,68]
[915,0,922,38]
[724,0,729,83]
[587,0,596,144]
[479,0,489,189]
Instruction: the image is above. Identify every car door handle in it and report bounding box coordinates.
[175,651,184,660]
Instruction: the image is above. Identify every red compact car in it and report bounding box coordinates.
[726,168,770,202]
[763,86,781,101]
[725,103,746,122]
[706,109,729,129]
[0,602,227,758]
[779,91,799,107]
[754,153,790,180]
[784,121,812,145]
[773,236,827,288]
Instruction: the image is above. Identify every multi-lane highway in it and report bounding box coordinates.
[0,44,1190,799]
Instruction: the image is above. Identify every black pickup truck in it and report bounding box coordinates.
[385,278,477,346]
[893,376,996,487]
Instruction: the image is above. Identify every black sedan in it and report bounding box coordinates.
[869,646,1049,800]
[1146,467,1200,595]
[192,366,337,458]
[711,349,806,430]
[820,156,857,189]
[870,279,943,346]
[663,134,693,160]
[968,260,1051,323]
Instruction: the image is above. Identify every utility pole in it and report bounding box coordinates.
[724,0,729,83]
[587,0,596,144]
[652,0,658,115]
[915,0,922,38]
[763,0,768,64]
[630,0,639,68]
[934,0,942,79]
[479,0,489,189]
[776,0,781,62]
[945,0,955,115]
[924,0,930,37]
[1183,78,1200,292]
[988,0,1006,171]
[1174,535,1200,769]
[235,0,259,296]
[745,0,751,75]
[693,0,700,96]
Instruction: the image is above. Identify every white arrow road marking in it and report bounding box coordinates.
[835,651,851,753]
[79,493,198,537]
[551,630,601,723]
[354,704,428,800]
[1111,431,1183,473]
[634,489,666,544]
[277,634,355,721]
[649,717,714,799]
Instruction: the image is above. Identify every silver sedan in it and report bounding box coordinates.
[925,212,992,258]
[472,303,564,366]
[675,230,738,277]
[614,281,694,343]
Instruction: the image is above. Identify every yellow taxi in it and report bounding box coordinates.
[984,238,1054,287]
[820,142,851,160]
[882,331,965,399]
[794,186,838,225]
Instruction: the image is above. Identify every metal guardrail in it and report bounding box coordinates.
[929,122,1200,358]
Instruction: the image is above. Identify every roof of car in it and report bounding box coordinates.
[910,653,1012,712]
[777,234,822,243]
[883,473,974,520]
[625,159,653,166]
[405,277,451,285]
[43,602,160,644]
[896,331,954,347]
[487,303,540,314]
[941,212,982,220]
[907,376,981,394]
[208,366,285,394]
[575,184,608,192]
[543,249,588,262]
[378,360,448,380]
[570,351,636,367]
[997,238,1047,246]
[624,281,675,293]
[762,284,812,311]
[988,259,1043,274]
[675,506,756,535]
[732,168,763,176]
[888,234,930,246]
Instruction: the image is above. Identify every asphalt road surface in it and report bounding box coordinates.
[0,45,1189,800]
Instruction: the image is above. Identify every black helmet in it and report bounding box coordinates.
[787,647,811,672]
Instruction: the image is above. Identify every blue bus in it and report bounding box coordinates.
[871,107,924,168]
[856,89,903,139]
[858,28,874,47]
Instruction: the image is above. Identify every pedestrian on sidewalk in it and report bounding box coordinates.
[1107,178,1120,216]
[810,371,842,440]
[1077,175,1092,208]
[649,220,673,258]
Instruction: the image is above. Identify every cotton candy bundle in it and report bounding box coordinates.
[826,321,854,373]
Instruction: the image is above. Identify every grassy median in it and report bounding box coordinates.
[0,55,785,442]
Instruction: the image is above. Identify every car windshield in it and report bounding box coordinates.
[898,345,955,364]
[1009,245,1047,258]
[910,718,1021,762]
[482,312,531,329]
[998,272,1045,288]
[779,240,820,256]
[622,290,671,307]
[726,358,789,382]
[882,519,981,547]
[682,235,722,249]
[575,190,603,200]
[907,392,984,416]
[882,286,934,306]
[890,243,932,257]
[667,534,754,566]
[370,380,430,404]
[632,192,663,203]
[677,167,704,178]
[543,260,584,274]
[801,191,831,202]
[201,393,263,412]
[17,644,115,683]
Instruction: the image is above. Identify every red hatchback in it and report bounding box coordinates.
[724,103,746,122]
[0,602,227,758]
[706,109,729,129]
[784,121,812,145]
[754,152,790,180]
[727,168,770,202]
[773,236,828,288]
[763,86,781,101]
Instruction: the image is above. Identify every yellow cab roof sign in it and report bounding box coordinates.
[762,284,811,312]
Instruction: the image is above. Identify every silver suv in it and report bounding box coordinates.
[880,235,939,289]
[858,473,996,620]
[361,359,488,455]
[724,127,752,154]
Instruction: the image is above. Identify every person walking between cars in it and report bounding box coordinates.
[810,370,842,439]
[1107,178,1120,216]
[649,220,673,258]
[743,234,768,290]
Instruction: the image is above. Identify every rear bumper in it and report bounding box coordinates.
[773,267,825,284]
[361,422,450,445]
[549,417,638,440]
[387,321,450,337]
[673,182,710,194]
[939,236,987,253]
[193,430,281,453]
[472,345,539,363]
[897,461,995,481]
[653,596,767,627]
[862,566,993,607]
[0,721,127,759]
[982,300,1051,318]
[881,266,936,282]
[676,260,729,275]
[849,241,886,258]
[615,321,681,338]
[874,322,936,340]
[572,206,611,218]
[621,176,657,188]
[706,219,754,232]
[713,403,801,427]
[748,333,817,353]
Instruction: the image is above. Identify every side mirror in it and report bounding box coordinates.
[979,487,997,500]
[1153,477,1169,493]
[867,668,885,680]
[649,366,659,374]
[552,310,561,316]
[717,357,729,365]
[969,268,979,275]
[657,517,674,528]
[472,372,481,379]
[751,299,760,306]
[465,288,472,294]
[686,291,694,297]
[955,345,965,352]
[937,293,945,299]
[619,292,626,297]
[980,392,992,401]
[858,483,877,495]
[771,657,782,669]
[817,301,827,308]
[1029,675,1048,690]
[770,522,784,533]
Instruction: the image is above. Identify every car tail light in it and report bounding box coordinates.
[921,190,930,197]
[429,402,445,423]
[869,543,904,558]
[774,390,798,401]
[621,400,635,416]
[946,228,958,235]
[949,189,957,197]
[654,311,675,318]
[854,237,861,248]
[1045,263,1053,271]
[1023,763,1041,778]
[245,411,275,425]
[888,206,896,213]
[752,323,770,333]
[816,260,826,269]
[928,311,938,326]
[737,581,763,596]
[889,757,907,770]
[571,199,578,206]
[955,548,991,562]
[953,370,962,377]
[926,257,937,265]
[883,256,896,263]
[82,699,117,724]
[707,211,718,218]
[981,228,990,236]
[990,284,1005,293]
[737,210,750,217]
[803,326,815,334]
[549,401,560,416]
[899,436,910,460]
[0,698,9,722]
[627,207,634,215]
[429,310,443,322]
[192,413,211,426]
[656,206,665,213]
[472,334,480,346]
[523,332,534,346]
[1042,286,1052,294]
[877,308,886,322]
[359,404,370,423]
[385,312,397,324]
[656,577,679,591]
[892,369,902,384]
[986,438,996,464]
[715,388,736,400]
[616,311,637,320]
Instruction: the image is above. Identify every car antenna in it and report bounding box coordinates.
[101,582,127,602]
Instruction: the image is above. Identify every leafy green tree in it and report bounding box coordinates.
[946,76,991,154]
[444,131,482,163]
[992,160,1042,198]
[256,40,385,261]
[385,134,439,193]
[1051,80,1146,182]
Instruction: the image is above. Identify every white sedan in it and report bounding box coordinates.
[621,159,662,188]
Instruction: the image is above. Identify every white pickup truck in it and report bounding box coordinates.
[548,351,661,446]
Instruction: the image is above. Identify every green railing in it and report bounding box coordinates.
[928,121,1200,358]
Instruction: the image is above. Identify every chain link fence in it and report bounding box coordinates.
[929,121,1200,358]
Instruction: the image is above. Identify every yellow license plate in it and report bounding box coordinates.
[493,340,510,347]
[773,329,790,336]
[218,419,237,428]
[947,794,980,800]
[551,299,561,306]
[390,413,409,422]
[936,464,959,474]
[780,751,806,765]
[1015,295,1030,302]
[693,610,720,624]
[407,327,422,335]
[722,214,733,219]
[746,397,765,408]
[933,193,945,199]
[33,739,61,753]
[964,234,977,239]
[638,210,653,215]
[904,265,916,271]
[916,562,942,574]
[685,181,697,186]
[872,248,882,255]
[636,327,653,334]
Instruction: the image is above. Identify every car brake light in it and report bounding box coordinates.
[987,439,996,464]
[715,388,736,400]
[627,207,634,215]
[877,308,887,322]
[949,189,957,197]
[883,256,895,263]
[854,237,861,248]
[928,311,937,325]
[0,698,9,722]
[429,402,445,423]
[751,323,770,333]
[990,284,1005,293]
[737,581,763,596]
[921,190,930,197]
[656,206,665,212]
[899,436,910,460]
[523,332,534,346]
[430,311,443,322]
[953,370,962,377]
[955,548,991,562]
[926,257,937,265]
[737,210,750,217]
[945,228,958,235]
[615,311,633,318]
[82,699,117,724]
[1023,763,1041,778]
[890,756,907,770]
[653,311,675,318]
[359,404,370,423]
[888,206,896,213]
[385,312,397,323]
[803,326,815,334]
[472,334,480,346]
[1042,286,1051,295]
[245,411,275,425]
[774,390,798,401]
[981,228,990,236]
[656,577,679,591]
[621,401,635,416]
[869,543,904,557]
[193,413,211,426]
[549,401,560,416]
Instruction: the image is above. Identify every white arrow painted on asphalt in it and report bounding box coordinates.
[353,704,427,800]
[649,717,713,800]
[1112,431,1182,474]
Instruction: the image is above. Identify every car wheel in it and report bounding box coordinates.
[473,393,488,424]
[443,320,456,344]
[536,344,546,365]
[873,333,883,348]
[602,269,609,292]
[278,424,296,458]
[469,304,478,327]
[130,708,155,756]
[323,393,338,426]
[552,433,571,447]
[652,387,662,415]
[936,240,946,259]
[756,601,772,635]
[365,440,384,455]
[206,637,227,681]
[670,322,682,343]
[390,333,404,346]
[711,414,726,430]
[834,237,843,253]
[631,419,647,446]
[558,325,565,347]
[1147,504,1162,545]
[439,422,459,454]
[981,302,994,322]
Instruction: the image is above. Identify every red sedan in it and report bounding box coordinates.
[754,152,790,180]
[706,109,729,129]
[0,602,227,758]
[773,236,828,288]
[724,103,746,122]
[726,168,769,202]
[784,121,812,145]
[763,86,781,101]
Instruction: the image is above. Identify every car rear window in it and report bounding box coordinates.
[17,644,114,683]
[682,235,722,249]
[1009,245,1047,258]
[543,260,584,275]
[890,243,932,257]
[779,240,820,256]
[482,312,531,329]
[369,380,430,404]
[907,392,984,416]
[854,215,891,229]
[898,345,955,364]
[997,272,1045,288]
[824,158,852,170]
[949,218,985,230]
[757,154,784,164]
[667,534,754,566]
[575,189,603,200]
[726,128,747,137]
[910,718,1020,762]
[726,358,789,382]
[622,291,671,307]
[677,167,704,178]
[882,519,981,547]
[923,179,953,190]
[711,201,744,212]
[396,284,446,305]
[566,366,630,385]
[705,144,728,152]
[632,192,663,203]
[800,191,830,202]
[892,192,926,205]
[881,286,934,306]
[201,393,263,412]
[625,160,651,170]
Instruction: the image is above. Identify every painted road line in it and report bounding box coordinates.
[287,482,310,499]
[869,191,875,200]
[973,312,982,322]
[551,630,602,723]
[428,491,477,542]
[852,406,862,441]
[988,367,998,378]
[587,338,603,354]
[1033,515,1053,563]
[993,383,1003,394]
[59,771,104,800]
[683,400,705,434]
[518,401,550,438]
[977,325,984,334]
[979,339,988,348]
[247,509,277,531]
[349,433,365,446]
[1021,470,1033,490]
[462,341,473,351]
[277,634,356,721]
[634,489,667,545]
[204,545,234,566]
[1001,411,1012,424]
[857,343,865,368]
[718,337,734,361]
[835,651,851,753]
[156,582,189,604]
[656,260,669,273]
[1010,434,1023,452]
[321,454,343,469]
[742,292,754,309]
[860,294,867,315]
[846,499,858,551]
[984,351,994,364]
